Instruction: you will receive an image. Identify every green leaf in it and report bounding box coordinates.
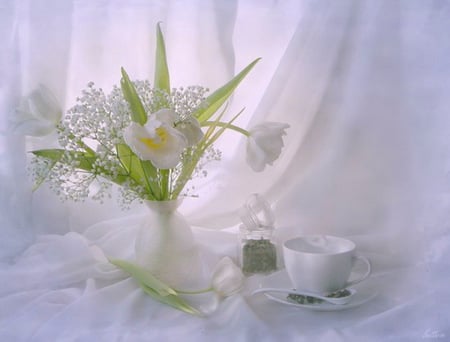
[116,144,160,199]
[154,23,171,94]
[109,258,177,297]
[32,149,95,172]
[116,144,145,181]
[31,149,95,192]
[32,148,64,160]
[203,109,244,151]
[120,67,147,125]
[32,148,129,187]
[171,104,230,198]
[160,169,170,200]
[31,150,62,191]
[193,58,260,123]
[200,121,249,137]
[139,282,202,316]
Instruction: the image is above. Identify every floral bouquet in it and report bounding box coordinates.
[26,24,289,315]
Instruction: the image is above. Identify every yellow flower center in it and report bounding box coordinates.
[139,127,168,149]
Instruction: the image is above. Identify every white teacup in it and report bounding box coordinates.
[283,235,371,295]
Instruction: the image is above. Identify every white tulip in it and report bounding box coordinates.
[13,84,62,136]
[246,122,290,172]
[123,109,187,169]
[211,256,244,297]
[175,117,204,146]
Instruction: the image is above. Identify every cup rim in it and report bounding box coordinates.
[283,235,355,255]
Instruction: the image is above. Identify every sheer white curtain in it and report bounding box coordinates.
[1,0,450,340]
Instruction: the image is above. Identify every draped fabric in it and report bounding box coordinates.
[1,0,449,340]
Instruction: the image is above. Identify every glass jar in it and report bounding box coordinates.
[238,193,278,275]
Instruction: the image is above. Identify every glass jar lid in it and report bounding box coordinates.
[239,193,275,230]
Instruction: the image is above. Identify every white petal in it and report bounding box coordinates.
[12,85,62,136]
[146,131,187,168]
[175,118,204,146]
[246,137,267,172]
[153,108,178,125]
[245,122,289,172]
[123,120,187,169]
[30,84,62,122]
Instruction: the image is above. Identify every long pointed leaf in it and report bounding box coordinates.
[32,148,129,186]
[32,149,64,160]
[202,103,228,141]
[31,152,60,191]
[140,159,162,199]
[193,58,260,123]
[121,68,147,125]
[171,103,230,198]
[154,23,170,95]
[140,282,202,316]
[109,258,177,297]
[204,109,244,149]
[116,144,160,199]
[32,149,96,172]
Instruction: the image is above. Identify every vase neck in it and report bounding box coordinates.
[144,199,182,213]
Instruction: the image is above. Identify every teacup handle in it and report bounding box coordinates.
[345,254,371,287]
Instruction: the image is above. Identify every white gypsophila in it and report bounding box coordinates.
[169,86,209,121]
[246,122,290,172]
[171,145,222,197]
[33,80,215,205]
[39,160,92,202]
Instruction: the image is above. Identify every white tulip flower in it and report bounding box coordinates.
[246,122,290,172]
[211,256,244,297]
[175,117,204,147]
[13,84,62,136]
[123,109,188,169]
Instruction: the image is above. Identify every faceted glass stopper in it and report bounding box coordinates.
[239,193,275,230]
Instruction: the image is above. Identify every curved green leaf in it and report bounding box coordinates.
[30,149,64,191]
[109,258,177,297]
[140,283,202,316]
[32,148,129,187]
[32,149,96,173]
[193,58,260,123]
[116,144,160,199]
[121,67,147,125]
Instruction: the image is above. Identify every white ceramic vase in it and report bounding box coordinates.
[135,199,203,289]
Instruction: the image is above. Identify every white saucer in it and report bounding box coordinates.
[255,269,378,312]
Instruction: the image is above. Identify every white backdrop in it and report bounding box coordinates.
[1,0,450,340]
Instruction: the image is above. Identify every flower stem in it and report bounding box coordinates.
[174,287,214,295]
[171,147,203,198]
[201,121,250,137]
[160,169,170,200]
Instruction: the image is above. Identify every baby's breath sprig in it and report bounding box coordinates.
[30,81,219,206]
[30,24,260,212]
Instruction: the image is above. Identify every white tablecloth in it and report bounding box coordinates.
[1,213,448,341]
[1,0,450,340]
